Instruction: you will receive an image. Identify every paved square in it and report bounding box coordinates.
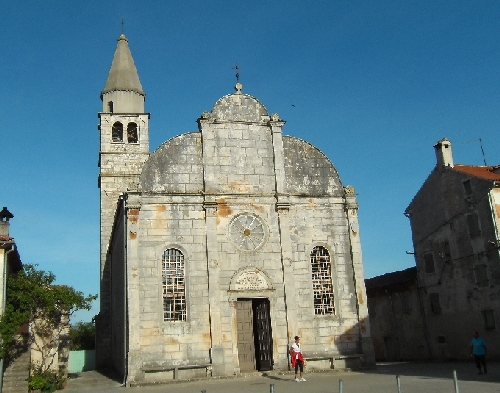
[66,361,500,392]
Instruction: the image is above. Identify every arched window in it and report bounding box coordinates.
[310,246,335,315]
[127,122,138,143]
[162,248,186,321]
[112,122,123,142]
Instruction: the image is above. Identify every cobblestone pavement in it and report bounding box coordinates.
[65,361,500,392]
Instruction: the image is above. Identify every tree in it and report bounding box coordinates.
[0,264,97,387]
[69,321,95,350]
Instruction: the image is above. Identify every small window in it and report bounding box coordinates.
[112,122,123,142]
[474,264,489,288]
[423,253,435,274]
[463,179,472,196]
[162,248,186,321]
[467,212,481,238]
[430,293,441,314]
[437,241,450,260]
[310,246,335,315]
[108,101,114,113]
[437,335,446,344]
[127,122,138,143]
[482,309,495,330]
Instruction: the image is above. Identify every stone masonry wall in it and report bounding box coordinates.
[126,196,211,381]
[409,167,500,360]
[288,197,361,356]
[98,112,149,370]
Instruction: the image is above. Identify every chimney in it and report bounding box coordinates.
[434,138,454,168]
[0,207,14,236]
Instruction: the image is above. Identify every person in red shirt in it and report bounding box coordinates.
[289,336,306,382]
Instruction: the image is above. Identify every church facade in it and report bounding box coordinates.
[95,34,374,385]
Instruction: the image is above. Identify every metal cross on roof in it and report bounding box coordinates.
[233,63,240,83]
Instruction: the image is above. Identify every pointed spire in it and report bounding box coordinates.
[101,34,144,98]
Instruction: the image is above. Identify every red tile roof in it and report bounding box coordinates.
[453,165,500,181]
[0,234,13,241]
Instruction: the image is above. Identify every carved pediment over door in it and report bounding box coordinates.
[229,267,274,291]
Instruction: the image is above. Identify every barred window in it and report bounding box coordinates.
[310,246,335,315]
[162,248,186,321]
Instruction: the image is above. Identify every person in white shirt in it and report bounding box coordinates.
[289,336,306,382]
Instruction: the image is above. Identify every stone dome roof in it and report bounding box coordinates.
[283,136,343,197]
[210,83,269,122]
[139,133,203,193]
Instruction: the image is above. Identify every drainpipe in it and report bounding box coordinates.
[0,243,15,393]
[122,196,128,387]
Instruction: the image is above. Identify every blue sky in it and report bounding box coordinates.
[2,1,500,323]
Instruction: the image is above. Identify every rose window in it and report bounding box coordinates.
[229,214,266,251]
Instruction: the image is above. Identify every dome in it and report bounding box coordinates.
[283,136,343,197]
[211,83,269,123]
[139,133,203,193]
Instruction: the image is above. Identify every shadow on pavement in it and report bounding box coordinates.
[68,367,123,384]
[261,373,293,382]
[359,361,500,384]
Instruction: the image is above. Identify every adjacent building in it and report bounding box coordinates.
[0,207,21,316]
[0,207,26,392]
[365,267,430,361]
[405,138,500,360]
[95,34,375,385]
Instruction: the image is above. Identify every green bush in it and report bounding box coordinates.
[69,321,95,350]
[27,366,66,392]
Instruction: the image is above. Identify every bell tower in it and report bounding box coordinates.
[98,34,149,264]
[97,34,149,365]
[99,33,149,274]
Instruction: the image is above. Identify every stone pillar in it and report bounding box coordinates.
[203,198,226,376]
[270,115,297,367]
[275,202,297,368]
[126,195,143,383]
[344,186,375,366]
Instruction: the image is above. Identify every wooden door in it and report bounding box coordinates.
[253,299,272,371]
[236,300,256,372]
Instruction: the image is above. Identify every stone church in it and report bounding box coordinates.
[95,34,374,385]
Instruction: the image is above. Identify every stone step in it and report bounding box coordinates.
[2,350,30,393]
[4,369,30,375]
[3,371,29,378]
[3,377,28,382]
[2,381,29,393]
